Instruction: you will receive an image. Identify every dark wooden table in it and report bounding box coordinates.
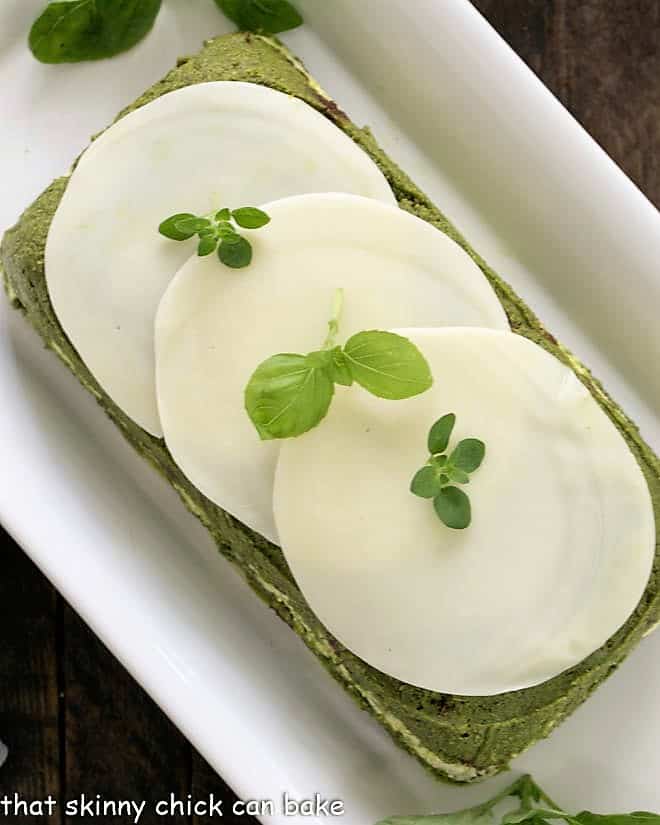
[2,2,660,822]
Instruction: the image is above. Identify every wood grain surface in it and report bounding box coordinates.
[2,1,660,821]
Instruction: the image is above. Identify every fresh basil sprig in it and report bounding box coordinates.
[374,774,660,825]
[29,0,162,63]
[158,206,270,269]
[215,0,303,34]
[29,0,303,64]
[245,289,433,440]
[410,413,485,529]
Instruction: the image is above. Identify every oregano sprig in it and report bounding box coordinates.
[245,289,433,440]
[410,413,485,529]
[158,206,270,269]
[374,773,659,825]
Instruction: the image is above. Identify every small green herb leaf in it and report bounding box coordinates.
[450,438,486,473]
[410,466,443,499]
[328,347,353,386]
[411,416,486,531]
[245,353,334,440]
[343,331,432,400]
[216,221,237,238]
[30,0,162,64]
[232,207,271,229]
[428,413,455,454]
[216,208,231,221]
[197,236,217,256]
[176,216,211,234]
[218,236,253,268]
[158,213,199,241]
[433,486,471,529]
[215,0,303,34]
[448,467,470,485]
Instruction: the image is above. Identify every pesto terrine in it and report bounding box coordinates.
[2,32,659,782]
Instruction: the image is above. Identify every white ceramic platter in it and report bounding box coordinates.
[2,1,660,821]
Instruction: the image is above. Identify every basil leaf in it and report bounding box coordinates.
[410,466,442,499]
[428,413,455,454]
[30,0,162,64]
[450,439,486,473]
[218,236,252,268]
[216,208,231,221]
[245,353,334,440]
[433,486,471,529]
[215,0,303,34]
[343,331,432,400]
[158,213,198,241]
[304,350,333,370]
[232,207,271,229]
[429,454,448,469]
[328,347,353,386]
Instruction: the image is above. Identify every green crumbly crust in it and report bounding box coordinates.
[2,33,659,783]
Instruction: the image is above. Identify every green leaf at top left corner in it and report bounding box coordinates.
[29,0,162,64]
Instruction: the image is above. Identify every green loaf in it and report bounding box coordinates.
[2,32,659,782]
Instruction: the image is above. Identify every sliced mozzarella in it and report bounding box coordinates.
[46,81,395,436]
[274,327,655,695]
[155,194,509,543]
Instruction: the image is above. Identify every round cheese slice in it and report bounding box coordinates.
[155,194,509,544]
[274,327,655,695]
[46,81,395,436]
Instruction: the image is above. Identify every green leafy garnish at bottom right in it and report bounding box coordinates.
[410,413,485,530]
[374,772,660,825]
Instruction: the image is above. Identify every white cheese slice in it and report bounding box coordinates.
[274,327,655,695]
[45,81,396,436]
[155,194,509,543]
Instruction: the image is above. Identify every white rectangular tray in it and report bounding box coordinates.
[2,1,660,821]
